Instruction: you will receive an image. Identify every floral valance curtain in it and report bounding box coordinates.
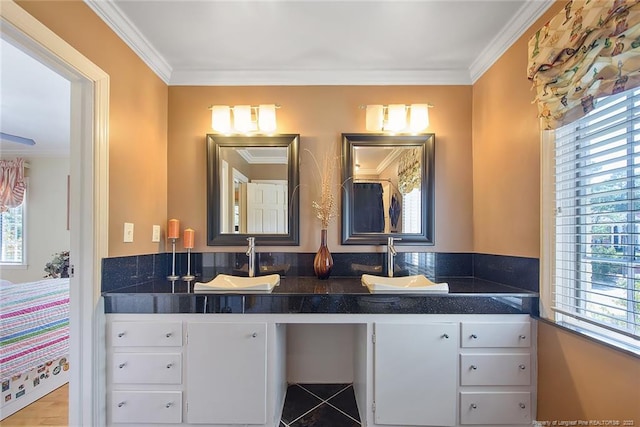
[527,0,640,130]
[0,158,26,212]
[397,148,421,194]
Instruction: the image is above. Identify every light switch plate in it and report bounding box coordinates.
[152,225,161,242]
[123,222,134,243]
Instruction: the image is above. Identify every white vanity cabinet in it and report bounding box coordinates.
[185,322,268,425]
[105,313,534,427]
[107,320,184,425]
[373,322,458,426]
[106,314,287,427]
[458,319,535,426]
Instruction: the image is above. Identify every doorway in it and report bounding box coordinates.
[1,2,109,425]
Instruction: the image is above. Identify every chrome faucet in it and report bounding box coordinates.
[387,237,401,277]
[246,237,255,278]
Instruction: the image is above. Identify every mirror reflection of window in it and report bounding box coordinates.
[341,133,435,245]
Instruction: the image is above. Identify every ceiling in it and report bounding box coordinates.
[0,39,70,157]
[86,0,553,85]
[0,0,553,157]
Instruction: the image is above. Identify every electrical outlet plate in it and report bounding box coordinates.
[124,222,134,243]
[152,225,161,242]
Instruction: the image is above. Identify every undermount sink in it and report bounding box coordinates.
[194,274,280,293]
[361,274,449,294]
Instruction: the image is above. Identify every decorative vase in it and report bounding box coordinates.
[313,229,333,280]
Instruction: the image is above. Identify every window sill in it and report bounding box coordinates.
[0,264,27,270]
[535,316,640,359]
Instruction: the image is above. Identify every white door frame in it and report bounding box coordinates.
[0,2,109,425]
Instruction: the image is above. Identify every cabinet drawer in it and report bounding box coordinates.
[460,353,531,386]
[112,353,182,384]
[111,321,182,347]
[460,392,531,425]
[461,321,530,348]
[111,391,182,424]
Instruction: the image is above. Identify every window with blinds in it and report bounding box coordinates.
[554,86,640,345]
[0,202,25,264]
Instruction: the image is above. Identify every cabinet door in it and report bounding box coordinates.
[186,322,267,425]
[374,322,458,426]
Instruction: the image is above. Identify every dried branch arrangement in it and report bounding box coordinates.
[306,149,338,229]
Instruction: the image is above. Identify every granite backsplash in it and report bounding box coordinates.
[102,251,539,294]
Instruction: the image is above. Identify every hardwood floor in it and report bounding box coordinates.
[1,384,68,426]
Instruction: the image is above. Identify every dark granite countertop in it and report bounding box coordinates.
[102,276,539,315]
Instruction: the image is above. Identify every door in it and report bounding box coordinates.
[374,322,458,426]
[247,182,287,233]
[186,322,267,424]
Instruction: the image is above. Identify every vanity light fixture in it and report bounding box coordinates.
[363,103,432,133]
[210,104,280,134]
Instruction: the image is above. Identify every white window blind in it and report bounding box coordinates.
[554,87,640,342]
[402,188,421,233]
[0,202,25,264]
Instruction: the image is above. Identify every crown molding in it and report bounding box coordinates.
[469,0,554,83]
[85,0,553,86]
[84,0,172,84]
[169,69,472,86]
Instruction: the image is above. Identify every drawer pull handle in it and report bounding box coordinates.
[165,402,173,409]
[470,403,477,409]
[519,403,526,409]
[470,334,478,339]
[442,334,449,339]
[519,364,526,370]
[470,365,477,370]
[165,332,172,338]
[117,332,125,338]
[117,402,126,408]
[118,363,126,369]
[519,334,527,340]
[251,332,258,338]
[166,363,173,369]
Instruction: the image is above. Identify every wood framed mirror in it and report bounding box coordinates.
[206,134,300,246]
[341,133,435,245]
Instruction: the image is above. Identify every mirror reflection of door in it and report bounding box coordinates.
[246,180,288,233]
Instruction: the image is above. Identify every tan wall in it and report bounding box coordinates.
[474,0,639,421]
[16,0,168,257]
[537,321,640,422]
[168,85,473,253]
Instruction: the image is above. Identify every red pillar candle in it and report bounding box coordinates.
[183,228,195,249]
[168,219,180,239]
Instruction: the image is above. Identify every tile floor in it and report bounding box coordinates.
[280,383,361,427]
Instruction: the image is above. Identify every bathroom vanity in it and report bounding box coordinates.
[103,276,538,427]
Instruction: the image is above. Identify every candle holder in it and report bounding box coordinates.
[182,247,195,281]
[167,238,179,281]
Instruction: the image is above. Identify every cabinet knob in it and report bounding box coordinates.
[166,363,173,369]
[165,402,173,409]
[519,334,527,340]
[519,364,526,370]
[470,334,478,339]
[117,401,126,408]
[118,363,126,369]
[442,334,449,339]
[165,332,172,338]
[251,332,258,338]
[117,332,125,338]
[470,365,478,370]
[519,403,526,409]
[470,403,477,409]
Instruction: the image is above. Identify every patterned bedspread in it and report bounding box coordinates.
[0,278,69,381]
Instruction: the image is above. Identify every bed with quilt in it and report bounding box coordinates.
[0,277,70,419]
